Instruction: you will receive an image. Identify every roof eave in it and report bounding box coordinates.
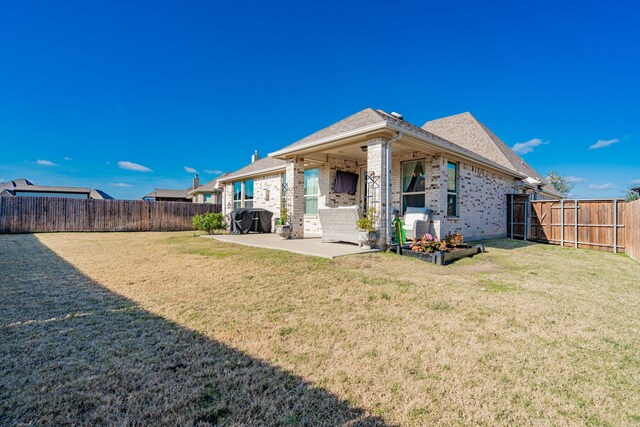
[384,122,527,180]
[268,121,389,158]
[218,165,287,183]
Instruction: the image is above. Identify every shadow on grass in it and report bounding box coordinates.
[476,238,540,251]
[0,234,387,426]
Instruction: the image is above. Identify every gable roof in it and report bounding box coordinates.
[269,108,527,179]
[219,156,286,182]
[190,173,230,194]
[272,108,387,155]
[422,112,562,197]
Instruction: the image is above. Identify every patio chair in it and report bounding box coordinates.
[318,206,361,245]
[403,207,431,240]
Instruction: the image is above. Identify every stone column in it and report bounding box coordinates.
[286,157,305,238]
[366,137,389,248]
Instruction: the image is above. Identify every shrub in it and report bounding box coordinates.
[192,213,226,234]
[356,208,377,232]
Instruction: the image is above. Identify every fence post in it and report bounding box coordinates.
[560,199,564,247]
[510,194,514,239]
[574,200,578,249]
[524,196,528,241]
[613,199,618,254]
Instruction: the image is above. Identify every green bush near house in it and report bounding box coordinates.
[192,212,226,234]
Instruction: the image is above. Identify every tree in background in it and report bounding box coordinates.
[624,187,640,202]
[546,170,574,198]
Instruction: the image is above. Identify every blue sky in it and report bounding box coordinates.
[1,0,638,199]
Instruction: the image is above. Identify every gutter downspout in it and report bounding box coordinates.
[385,131,403,247]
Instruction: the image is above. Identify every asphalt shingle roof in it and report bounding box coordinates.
[190,173,230,193]
[220,156,286,182]
[422,112,561,197]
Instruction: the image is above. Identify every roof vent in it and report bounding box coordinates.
[390,112,404,120]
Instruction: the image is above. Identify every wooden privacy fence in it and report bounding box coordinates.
[0,197,221,233]
[625,199,640,262]
[507,194,627,253]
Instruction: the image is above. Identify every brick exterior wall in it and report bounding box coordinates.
[286,158,305,238]
[440,161,515,240]
[390,151,443,238]
[223,149,516,241]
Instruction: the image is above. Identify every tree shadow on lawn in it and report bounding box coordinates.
[0,234,387,426]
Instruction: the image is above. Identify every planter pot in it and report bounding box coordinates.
[358,230,379,249]
[397,244,484,265]
[275,224,292,240]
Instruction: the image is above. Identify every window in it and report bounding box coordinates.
[304,168,319,215]
[447,162,458,217]
[401,160,426,214]
[244,179,254,208]
[233,182,242,210]
[203,193,212,203]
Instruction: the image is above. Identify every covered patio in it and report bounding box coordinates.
[206,233,379,259]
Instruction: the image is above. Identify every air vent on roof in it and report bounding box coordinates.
[390,112,404,120]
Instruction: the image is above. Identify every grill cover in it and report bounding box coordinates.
[229,208,273,234]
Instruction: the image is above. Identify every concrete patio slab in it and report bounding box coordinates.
[206,233,380,259]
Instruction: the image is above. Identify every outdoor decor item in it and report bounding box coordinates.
[356,208,379,249]
[275,207,292,239]
[318,206,361,245]
[392,233,484,265]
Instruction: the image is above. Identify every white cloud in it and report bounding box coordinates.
[205,169,223,175]
[184,166,198,174]
[589,138,619,150]
[566,176,585,183]
[512,138,549,155]
[109,183,132,187]
[629,179,640,185]
[588,183,616,190]
[63,156,73,161]
[35,159,58,166]
[118,161,152,172]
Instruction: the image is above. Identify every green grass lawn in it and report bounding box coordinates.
[1,232,639,426]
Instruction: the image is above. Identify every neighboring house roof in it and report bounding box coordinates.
[219,156,286,183]
[0,178,114,199]
[422,112,562,198]
[142,188,191,200]
[189,173,230,195]
[268,108,528,180]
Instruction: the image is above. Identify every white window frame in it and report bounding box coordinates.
[304,168,319,215]
[400,159,427,214]
[446,161,459,217]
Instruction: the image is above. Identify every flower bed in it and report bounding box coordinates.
[392,233,484,265]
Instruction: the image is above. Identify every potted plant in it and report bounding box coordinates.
[356,208,379,248]
[275,207,292,239]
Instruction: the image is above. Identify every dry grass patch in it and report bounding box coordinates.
[2,231,640,426]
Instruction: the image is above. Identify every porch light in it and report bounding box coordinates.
[264,189,270,201]
[360,146,368,152]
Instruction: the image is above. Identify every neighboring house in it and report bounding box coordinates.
[142,176,200,202]
[188,172,229,205]
[0,178,113,199]
[219,108,560,245]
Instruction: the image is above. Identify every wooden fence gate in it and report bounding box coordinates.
[507,194,626,253]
